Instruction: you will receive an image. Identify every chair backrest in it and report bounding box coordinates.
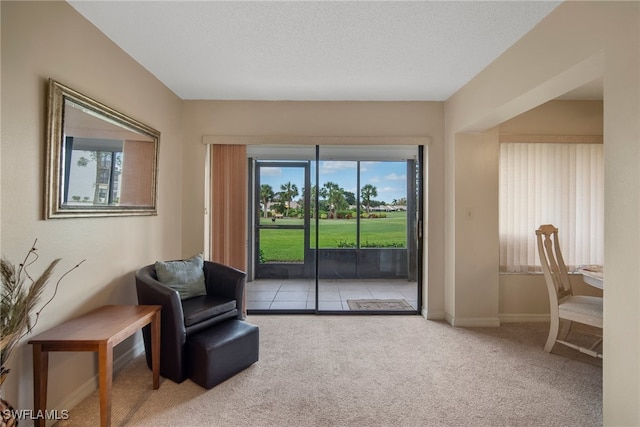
[536,224,573,303]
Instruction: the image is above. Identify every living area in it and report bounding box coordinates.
[2,1,639,426]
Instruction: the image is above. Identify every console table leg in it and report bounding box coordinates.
[32,344,48,427]
[151,310,161,389]
[98,342,113,427]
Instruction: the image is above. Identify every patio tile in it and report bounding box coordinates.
[317,291,341,301]
[247,301,271,310]
[336,284,370,292]
[270,301,307,310]
[399,289,419,300]
[251,279,282,284]
[318,301,344,311]
[280,283,312,291]
[369,290,405,300]
[247,279,418,312]
[339,290,373,300]
[317,282,339,291]
[247,291,277,302]
[248,282,281,291]
[367,282,407,291]
[273,291,309,302]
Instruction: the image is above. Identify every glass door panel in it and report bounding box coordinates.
[316,146,420,312]
[317,160,358,283]
[255,162,310,280]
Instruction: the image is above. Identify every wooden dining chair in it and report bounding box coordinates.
[535,224,603,358]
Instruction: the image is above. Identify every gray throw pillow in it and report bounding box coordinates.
[155,254,207,300]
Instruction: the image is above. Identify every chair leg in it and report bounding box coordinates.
[558,319,572,341]
[544,316,559,353]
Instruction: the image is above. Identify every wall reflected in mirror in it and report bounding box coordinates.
[45,79,159,218]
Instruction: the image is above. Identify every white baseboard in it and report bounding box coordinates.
[419,308,550,326]
[443,313,549,326]
[445,313,501,327]
[499,313,550,323]
[421,309,445,320]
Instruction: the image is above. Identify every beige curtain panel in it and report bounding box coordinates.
[209,144,248,272]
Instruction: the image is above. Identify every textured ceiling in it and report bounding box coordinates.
[68,1,562,101]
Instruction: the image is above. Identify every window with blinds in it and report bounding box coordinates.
[499,142,604,273]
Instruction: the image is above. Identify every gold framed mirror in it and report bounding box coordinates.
[45,79,160,218]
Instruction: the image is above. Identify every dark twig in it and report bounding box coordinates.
[26,258,86,339]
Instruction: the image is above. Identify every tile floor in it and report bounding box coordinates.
[247,279,418,311]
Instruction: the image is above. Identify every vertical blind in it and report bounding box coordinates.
[210,144,248,272]
[499,142,604,272]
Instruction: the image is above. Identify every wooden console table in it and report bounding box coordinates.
[29,304,161,427]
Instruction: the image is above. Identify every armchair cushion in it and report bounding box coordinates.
[182,295,237,327]
[155,254,207,300]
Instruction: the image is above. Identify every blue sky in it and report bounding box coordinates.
[260,161,408,204]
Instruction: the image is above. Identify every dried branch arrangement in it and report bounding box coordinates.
[0,239,84,386]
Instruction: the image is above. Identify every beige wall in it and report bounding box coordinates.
[500,99,603,136]
[451,129,500,326]
[445,2,639,424]
[1,1,183,413]
[499,274,603,322]
[181,100,446,318]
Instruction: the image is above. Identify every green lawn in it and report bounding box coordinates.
[258,211,408,262]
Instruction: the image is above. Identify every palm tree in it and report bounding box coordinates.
[260,184,274,218]
[320,181,347,218]
[361,184,378,213]
[279,182,299,217]
[343,191,356,206]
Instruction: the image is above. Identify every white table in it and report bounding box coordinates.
[578,267,603,289]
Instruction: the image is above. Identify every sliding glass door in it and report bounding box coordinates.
[247,145,422,313]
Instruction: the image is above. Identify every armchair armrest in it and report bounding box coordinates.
[203,261,247,319]
[135,264,189,383]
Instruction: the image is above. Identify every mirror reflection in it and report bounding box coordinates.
[46,79,159,218]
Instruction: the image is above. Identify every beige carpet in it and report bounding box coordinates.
[58,316,602,427]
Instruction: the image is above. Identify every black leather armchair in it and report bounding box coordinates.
[135,261,246,383]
